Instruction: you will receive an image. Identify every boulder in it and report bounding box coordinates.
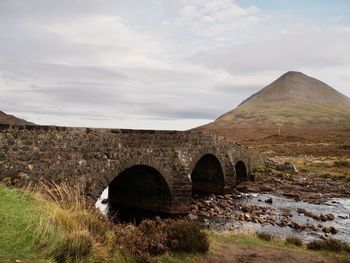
[276,162,298,174]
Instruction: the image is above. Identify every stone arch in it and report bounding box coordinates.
[108,164,172,212]
[190,150,231,193]
[235,160,248,183]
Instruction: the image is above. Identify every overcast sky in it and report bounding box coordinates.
[1,0,350,129]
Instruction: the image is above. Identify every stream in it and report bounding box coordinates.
[199,193,350,243]
[96,188,350,243]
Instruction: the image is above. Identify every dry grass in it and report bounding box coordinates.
[1,182,209,262]
[256,232,274,242]
[285,236,303,247]
[307,238,350,253]
[29,182,116,262]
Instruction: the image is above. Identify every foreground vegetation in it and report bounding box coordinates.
[0,184,208,262]
[1,184,349,263]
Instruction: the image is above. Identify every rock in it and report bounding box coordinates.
[244,213,251,221]
[292,222,303,230]
[320,214,328,222]
[214,206,221,213]
[325,213,335,221]
[297,208,306,214]
[101,198,108,204]
[227,199,234,205]
[188,214,198,220]
[190,204,198,211]
[330,226,338,234]
[322,226,337,234]
[265,198,273,204]
[338,215,349,219]
[28,164,34,171]
[198,211,207,217]
[276,162,298,174]
[265,159,280,169]
[219,200,228,208]
[241,205,251,213]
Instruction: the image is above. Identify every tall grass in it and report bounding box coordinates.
[1,183,209,262]
[29,182,116,262]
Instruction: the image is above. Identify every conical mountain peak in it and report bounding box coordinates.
[208,71,350,127]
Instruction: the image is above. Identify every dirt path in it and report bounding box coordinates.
[197,243,345,263]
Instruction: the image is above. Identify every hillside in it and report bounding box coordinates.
[0,111,33,125]
[210,71,350,128]
[199,71,350,156]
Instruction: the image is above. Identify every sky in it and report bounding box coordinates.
[1,0,350,130]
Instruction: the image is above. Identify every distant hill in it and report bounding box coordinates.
[0,111,34,125]
[202,71,350,129]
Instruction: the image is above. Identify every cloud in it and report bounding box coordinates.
[0,0,349,130]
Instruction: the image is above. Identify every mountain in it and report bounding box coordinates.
[0,111,34,125]
[203,71,350,129]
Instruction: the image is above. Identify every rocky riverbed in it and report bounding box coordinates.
[96,187,350,243]
[188,192,350,243]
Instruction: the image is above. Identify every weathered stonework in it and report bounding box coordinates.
[0,124,264,213]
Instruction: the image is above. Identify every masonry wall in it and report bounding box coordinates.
[0,124,265,213]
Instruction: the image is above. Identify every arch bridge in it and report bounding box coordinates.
[0,125,264,214]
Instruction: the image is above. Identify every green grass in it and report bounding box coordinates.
[0,184,209,263]
[0,186,47,262]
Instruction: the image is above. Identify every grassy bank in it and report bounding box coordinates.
[0,184,208,262]
[0,185,45,262]
[1,184,349,263]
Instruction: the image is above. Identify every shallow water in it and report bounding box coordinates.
[95,187,108,215]
[202,193,350,243]
[96,188,350,242]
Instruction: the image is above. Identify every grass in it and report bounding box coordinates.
[256,232,274,242]
[0,186,46,262]
[2,183,350,263]
[285,236,303,247]
[0,184,117,262]
[333,160,350,168]
[0,183,210,263]
[307,238,350,253]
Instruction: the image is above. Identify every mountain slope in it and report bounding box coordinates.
[208,71,350,128]
[0,111,34,125]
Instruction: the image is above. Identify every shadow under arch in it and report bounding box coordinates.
[191,153,225,193]
[235,160,248,183]
[108,164,172,213]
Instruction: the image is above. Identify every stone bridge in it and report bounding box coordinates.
[0,124,264,214]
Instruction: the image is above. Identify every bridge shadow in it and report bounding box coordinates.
[235,160,248,183]
[97,157,250,222]
[191,154,225,194]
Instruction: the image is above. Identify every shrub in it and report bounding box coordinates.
[307,238,350,253]
[115,219,209,258]
[333,160,350,168]
[285,236,303,247]
[165,221,209,253]
[256,232,274,242]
